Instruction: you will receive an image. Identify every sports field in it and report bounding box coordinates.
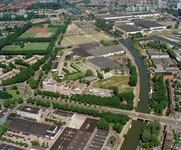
[19,27,58,38]
[92,76,133,93]
[3,43,49,51]
[61,33,113,46]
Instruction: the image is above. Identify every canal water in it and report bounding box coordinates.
[120,36,179,150]
[64,5,89,21]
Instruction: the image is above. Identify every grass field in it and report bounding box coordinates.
[6,89,23,99]
[43,28,58,33]
[61,33,113,46]
[19,33,35,38]
[92,76,133,93]
[64,72,85,80]
[3,42,49,51]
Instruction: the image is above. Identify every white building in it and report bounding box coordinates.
[18,106,42,121]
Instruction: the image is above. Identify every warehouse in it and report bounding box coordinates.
[88,129,109,150]
[7,118,63,139]
[53,110,75,121]
[115,25,143,36]
[51,62,59,71]
[87,45,125,57]
[50,127,78,150]
[147,49,169,59]
[132,19,166,31]
[50,118,98,150]
[18,106,42,121]
[88,57,117,69]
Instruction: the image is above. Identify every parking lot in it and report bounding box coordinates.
[2,129,51,147]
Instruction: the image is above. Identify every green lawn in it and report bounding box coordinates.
[6,89,23,99]
[64,72,85,80]
[3,42,49,51]
[19,33,36,38]
[92,76,133,93]
[44,28,58,33]
[27,85,33,95]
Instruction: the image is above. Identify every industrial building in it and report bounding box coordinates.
[53,110,75,121]
[88,57,117,69]
[86,87,113,97]
[147,49,169,59]
[88,129,109,150]
[7,118,63,139]
[18,106,42,121]
[50,118,99,150]
[125,5,155,12]
[132,19,166,31]
[115,25,143,36]
[71,43,98,59]
[0,104,17,124]
[87,45,125,57]
[51,62,59,71]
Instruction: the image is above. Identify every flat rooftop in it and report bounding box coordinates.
[132,19,165,28]
[0,104,17,119]
[116,25,141,32]
[7,118,51,137]
[80,118,99,133]
[50,127,78,150]
[88,129,109,150]
[51,62,59,70]
[20,106,40,114]
[53,110,74,117]
[88,57,117,69]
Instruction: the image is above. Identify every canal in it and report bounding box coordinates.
[120,36,179,150]
[64,5,89,21]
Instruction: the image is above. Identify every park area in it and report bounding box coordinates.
[92,76,133,93]
[6,89,23,99]
[19,27,58,38]
[3,42,49,51]
[61,33,112,46]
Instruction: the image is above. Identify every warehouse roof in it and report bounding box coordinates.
[51,62,59,70]
[88,129,109,150]
[20,106,40,114]
[87,45,124,57]
[7,118,51,136]
[88,57,117,69]
[80,118,99,133]
[50,127,78,150]
[116,25,141,32]
[132,19,164,28]
[72,47,93,58]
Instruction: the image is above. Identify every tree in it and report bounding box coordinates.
[20,42,24,48]
[64,62,68,66]
[141,130,150,143]
[86,69,93,76]
[24,143,28,148]
[175,24,179,29]
[3,87,6,92]
[16,90,19,95]
[19,141,23,146]
[150,134,160,146]
[123,134,127,138]
[97,118,110,130]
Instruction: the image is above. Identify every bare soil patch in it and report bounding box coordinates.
[34,32,52,38]
[26,28,47,33]
[44,24,49,28]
